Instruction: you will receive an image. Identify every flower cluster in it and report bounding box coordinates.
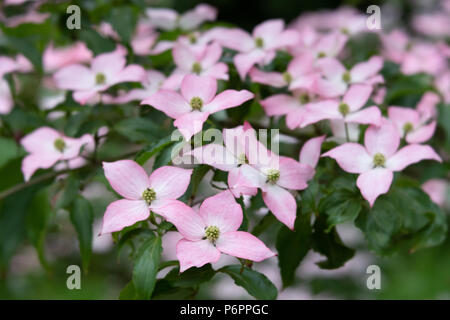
[1,1,448,293]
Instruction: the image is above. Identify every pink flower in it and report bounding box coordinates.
[43,42,93,73]
[212,20,300,79]
[299,135,326,169]
[436,71,450,103]
[146,4,217,31]
[329,120,361,143]
[103,70,168,104]
[0,78,13,114]
[412,13,450,38]
[163,42,228,90]
[260,91,325,130]
[141,74,253,141]
[301,84,381,128]
[234,126,316,229]
[189,124,258,197]
[130,21,174,56]
[0,54,33,78]
[422,179,448,207]
[388,92,440,144]
[21,127,94,181]
[101,160,193,234]
[249,51,318,90]
[315,56,384,98]
[160,190,275,272]
[54,47,146,105]
[323,120,442,206]
[288,30,348,60]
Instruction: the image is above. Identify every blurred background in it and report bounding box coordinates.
[0,0,449,299]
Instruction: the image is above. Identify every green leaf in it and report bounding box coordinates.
[179,165,210,202]
[0,137,21,169]
[220,265,278,300]
[311,216,355,269]
[356,185,447,255]
[134,136,174,166]
[79,28,115,55]
[108,6,138,43]
[56,173,80,209]
[318,189,362,232]
[70,196,94,272]
[276,210,312,287]
[114,117,164,143]
[26,187,52,270]
[132,235,162,300]
[119,281,137,300]
[164,264,215,288]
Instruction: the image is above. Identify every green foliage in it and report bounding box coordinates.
[70,196,94,272]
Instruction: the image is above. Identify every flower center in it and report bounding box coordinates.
[54,138,66,152]
[340,27,350,35]
[192,62,202,74]
[403,122,414,134]
[342,71,351,83]
[299,93,310,105]
[95,72,106,85]
[255,37,264,48]
[204,225,220,242]
[237,153,248,165]
[142,188,156,205]
[188,33,197,44]
[282,72,293,84]
[373,153,386,167]
[266,169,280,184]
[317,51,326,58]
[190,96,203,111]
[339,103,350,116]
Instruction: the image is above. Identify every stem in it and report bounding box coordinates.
[0,149,140,200]
[344,122,350,142]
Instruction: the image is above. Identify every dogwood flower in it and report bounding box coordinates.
[212,19,300,79]
[288,29,348,60]
[141,74,253,141]
[163,42,228,90]
[315,56,383,98]
[301,84,381,128]
[160,190,275,272]
[388,92,440,144]
[260,90,329,130]
[146,4,217,31]
[43,42,93,73]
[21,127,94,181]
[130,20,174,56]
[103,70,168,104]
[189,124,258,197]
[234,126,315,229]
[54,47,146,105]
[101,160,193,234]
[249,51,318,90]
[323,120,442,206]
[0,54,32,77]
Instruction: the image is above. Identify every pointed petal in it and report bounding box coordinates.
[201,42,222,69]
[21,127,60,154]
[260,94,300,116]
[103,160,149,200]
[173,111,209,141]
[101,199,149,234]
[176,239,221,272]
[149,166,193,200]
[356,168,393,207]
[322,143,373,174]
[263,185,297,230]
[199,190,243,233]
[141,89,190,119]
[203,89,253,113]
[345,106,382,126]
[180,74,217,104]
[406,121,436,144]
[299,135,326,168]
[53,64,95,90]
[277,157,314,190]
[249,68,285,87]
[22,153,60,181]
[159,201,205,240]
[386,144,442,171]
[217,231,276,261]
[350,56,383,83]
[343,84,372,111]
[172,43,196,71]
[300,100,341,127]
[190,144,237,171]
[234,50,266,79]
[364,120,400,157]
